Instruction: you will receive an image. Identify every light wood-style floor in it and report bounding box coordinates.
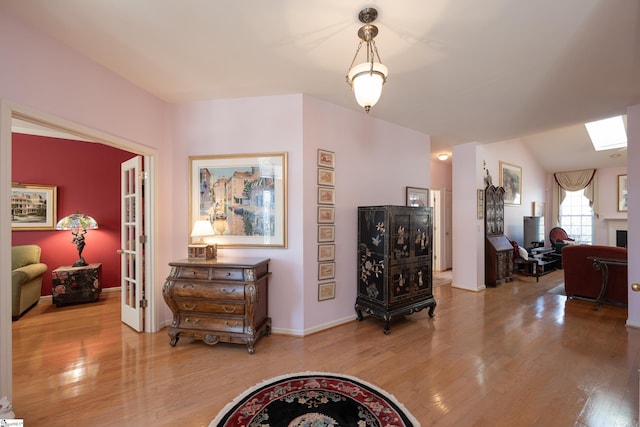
[12,270,639,426]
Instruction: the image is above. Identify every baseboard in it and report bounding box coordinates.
[626,319,640,329]
[271,314,357,337]
[39,286,121,302]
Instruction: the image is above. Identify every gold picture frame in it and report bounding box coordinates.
[189,152,287,248]
[532,201,545,217]
[318,225,335,242]
[318,262,336,281]
[318,282,336,301]
[317,206,335,224]
[499,161,522,205]
[11,183,57,230]
[618,174,628,212]
[317,149,335,169]
[317,167,335,187]
[317,187,335,205]
[318,244,335,262]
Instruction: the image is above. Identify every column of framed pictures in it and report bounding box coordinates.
[317,149,336,301]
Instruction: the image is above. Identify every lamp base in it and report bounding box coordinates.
[73,257,88,267]
[188,244,217,260]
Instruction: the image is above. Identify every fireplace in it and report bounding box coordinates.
[616,230,627,248]
[607,220,627,247]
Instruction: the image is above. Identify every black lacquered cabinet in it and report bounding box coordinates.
[355,205,436,334]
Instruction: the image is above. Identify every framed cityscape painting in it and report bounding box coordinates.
[189,152,287,247]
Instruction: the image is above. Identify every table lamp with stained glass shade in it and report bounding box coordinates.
[55,212,99,267]
[188,219,217,260]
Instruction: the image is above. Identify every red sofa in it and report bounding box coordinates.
[562,244,627,305]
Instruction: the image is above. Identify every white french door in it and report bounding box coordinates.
[120,156,145,331]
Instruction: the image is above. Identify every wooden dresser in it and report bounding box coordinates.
[162,257,271,354]
[355,205,436,334]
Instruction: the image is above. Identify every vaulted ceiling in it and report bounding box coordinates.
[3,0,638,171]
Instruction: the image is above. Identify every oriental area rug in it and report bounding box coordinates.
[210,372,421,427]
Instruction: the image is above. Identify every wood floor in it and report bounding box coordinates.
[11,270,639,426]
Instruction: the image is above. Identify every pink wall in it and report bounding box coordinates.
[481,138,547,245]
[11,133,136,295]
[174,95,432,334]
[430,159,452,190]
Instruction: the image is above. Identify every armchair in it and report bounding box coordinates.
[549,227,575,246]
[12,245,47,320]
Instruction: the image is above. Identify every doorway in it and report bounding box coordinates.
[1,102,158,400]
[431,188,453,272]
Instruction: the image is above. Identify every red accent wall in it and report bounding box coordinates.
[12,133,136,296]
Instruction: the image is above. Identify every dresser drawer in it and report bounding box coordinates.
[211,268,244,281]
[174,299,245,316]
[176,266,211,280]
[178,315,244,333]
[170,281,245,299]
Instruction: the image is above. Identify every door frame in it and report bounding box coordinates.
[0,99,158,400]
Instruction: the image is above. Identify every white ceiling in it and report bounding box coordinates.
[3,0,639,171]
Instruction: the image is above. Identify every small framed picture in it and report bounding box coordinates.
[499,161,522,205]
[618,174,628,212]
[318,244,335,262]
[318,187,335,205]
[477,189,484,220]
[317,206,335,224]
[318,225,335,242]
[317,149,335,169]
[11,183,58,230]
[406,186,429,207]
[318,262,336,280]
[317,167,335,187]
[532,201,545,217]
[318,282,336,301]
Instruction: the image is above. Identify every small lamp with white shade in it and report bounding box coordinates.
[188,220,217,260]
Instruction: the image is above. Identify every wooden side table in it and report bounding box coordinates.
[52,263,103,307]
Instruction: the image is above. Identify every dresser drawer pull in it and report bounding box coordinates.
[181,303,196,311]
[180,284,195,290]
[223,306,237,313]
[184,318,199,325]
[222,288,236,295]
[225,321,241,328]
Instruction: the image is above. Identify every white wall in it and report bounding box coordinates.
[626,103,640,327]
[594,166,627,245]
[174,95,432,335]
[482,138,547,245]
[302,96,430,332]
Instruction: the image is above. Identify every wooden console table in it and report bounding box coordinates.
[588,256,628,311]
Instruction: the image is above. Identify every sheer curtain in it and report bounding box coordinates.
[551,169,597,227]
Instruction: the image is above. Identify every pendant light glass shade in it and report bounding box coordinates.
[348,62,388,112]
[346,8,388,113]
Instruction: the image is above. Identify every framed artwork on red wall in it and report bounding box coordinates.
[11,183,57,230]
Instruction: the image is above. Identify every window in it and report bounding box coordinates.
[559,189,593,244]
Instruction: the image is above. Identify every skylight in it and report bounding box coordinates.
[585,115,627,151]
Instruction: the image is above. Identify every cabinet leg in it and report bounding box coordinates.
[247,342,256,354]
[168,330,179,347]
[355,308,363,321]
[264,325,272,337]
[428,303,436,318]
[383,320,391,335]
